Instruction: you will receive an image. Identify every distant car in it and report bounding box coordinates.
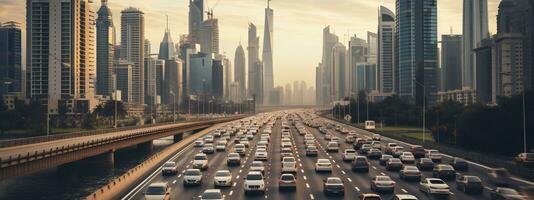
[215,141,227,151]
[250,161,265,174]
[419,178,451,195]
[386,158,403,171]
[488,168,513,187]
[193,153,208,170]
[214,170,233,187]
[359,193,382,200]
[194,139,205,147]
[281,148,293,158]
[490,187,526,200]
[278,173,297,190]
[400,152,416,164]
[343,149,357,161]
[203,144,215,154]
[392,146,405,158]
[371,175,396,193]
[410,145,426,158]
[345,135,356,143]
[306,146,318,156]
[433,164,456,180]
[392,194,418,200]
[234,144,246,156]
[326,142,340,152]
[144,182,171,200]
[323,177,345,196]
[244,171,266,194]
[379,155,394,166]
[425,149,442,163]
[372,134,381,141]
[352,156,370,172]
[515,153,534,166]
[456,175,483,194]
[360,144,372,155]
[315,159,333,172]
[400,165,422,181]
[161,162,178,175]
[183,169,203,186]
[450,157,469,171]
[254,149,268,161]
[385,143,398,154]
[201,189,224,200]
[227,153,241,166]
[417,158,435,171]
[282,157,297,174]
[367,148,382,159]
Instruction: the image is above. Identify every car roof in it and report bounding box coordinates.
[248,171,262,175]
[394,194,418,199]
[203,189,222,193]
[149,182,167,187]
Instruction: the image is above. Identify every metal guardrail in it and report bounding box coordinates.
[0,116,245,171]
[0,116,239,148]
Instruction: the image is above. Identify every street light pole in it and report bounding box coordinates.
[523,90,527,153]
[170,91,175,123]
[415,81,426,146]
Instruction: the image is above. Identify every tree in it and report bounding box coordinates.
[57,100,68,128]
[426,100,464,144]
[82,113,96,129]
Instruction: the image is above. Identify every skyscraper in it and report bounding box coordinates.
[144,55,164,105]
[331,43,347,100]
[378,6,395,94]
[115,61,133,102]
[164,59,182,105]
[441,34,463,91]
[462,0,489,89]
[212,58,224,98]
[189,0,204,43]
[347,35,367,96]
[199,18,219,55]
[396,0,439,105]
[121,7,145,104]
[189,52,212,95]
[247,23,261,101]
[0,21,22,96]
[366,32,378,64]
[321,26,339,104]
[27,0,96,112]
[96,0,115,97]
[262,2,274,104]
[234,44,246,101]
[159,17,176,60]
[222,57,232,100]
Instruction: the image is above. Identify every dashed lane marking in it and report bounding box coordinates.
[341,170,346,175]
[372,166,377,169]
[233,182,237,187]
[355,187,360,191]
[347,178,353,182]
[310,194,315,200]
[306,183,310,188]
[303,176,307,180]
[172,180,177,184]
[380,172,385,176]
[229,190,233,196]
[402,189,408,193]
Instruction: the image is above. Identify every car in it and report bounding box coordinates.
[343,149,357,161]
[244,171,266,194]
[372,134,381,141]
[417,158,435,170]
[250,161,265,174]
[227,153,241,166]
[281,142,292,148]
[371,141,382,150]
[331,136,341,143]
[345,135,356,143]
[358,193,382,200]
[257,140,269,148]
[410,145,426,158]
[213,170,233,187]
[254,149,268,161]
[239,138,250,147]
[323,177,345,196]
[425,149,442,163]
[385,143,398,154]
[234,144,246,156]
[326,142,340,152]
[183,169,203,186]
[419,178,451,195]
[144,182,171,200]
[392,194,418,200]
[282,157,297,174]
[353,138,368,150]
[400,152,416,164]
[386,158,403,171]
[360,144,372,154]
[490,187,526,200]
[456,175,483,194]
[352,156,370,172]
[432,164,456,180]
[450,157,469,171]
[306,146,318,156]
[193,153,208,170]
[281,147,293,158]
[278,173,297,190]
[400,166,422,181]
[215,141,227,151]
[515,153,534,166]
[315,159,333,172]
[488,168,513,187]
[204,136,214,143]
[367,148,382,159]
[325,134,333,140]
[161,162,178,175]
[380,154,394,166]
[392,146,405,158]
[194,139,205,147]
[305,140,316,148]
[371,175,396,193]
[200,189,224,200]
[203,144,215,154]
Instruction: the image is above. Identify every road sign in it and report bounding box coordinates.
[344,114,352,122]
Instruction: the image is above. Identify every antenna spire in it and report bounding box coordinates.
[267,0,271,8]
[166,15,169,31]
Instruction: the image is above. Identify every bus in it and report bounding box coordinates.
[365,121,376,130]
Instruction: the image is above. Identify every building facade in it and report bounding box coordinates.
[0,21,22,97]
[262,4,274,104]
[96,0,115,97]
[441,34,463,91]
[247,23,260,100]
[378,6,395,94]
[188,0,204,43]
[331,43,347,100]
[234,44,246,101]
[120,7,145,104]
[462,0,489,89]
[199,18,219,55]
[115,61,133,102]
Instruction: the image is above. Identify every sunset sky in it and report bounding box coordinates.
[0,0,502,88]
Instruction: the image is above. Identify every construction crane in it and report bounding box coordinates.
[205,0,221,19]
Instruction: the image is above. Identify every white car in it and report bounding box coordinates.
[239,139,249,147]
[281,157,297,174]
[194,139,205,147]
[215,141,227,151]
[419,178,451,195]
[183,169,203,186]
[315,159,333,172]
[326,142,340,152]
[213,170,233,187]
[372,134,381,141]
[193,153,208,170]
[161,161,178,175]
[250,161,265,174]
[400,152,416,164]
[254,149,269,161]
[426,150,443,162]
[204,136,214,143]
[342,149,357,161]
[144,182,171,200]
[244,171,266,194]
[371,141,381,150]
[201,189,224,200]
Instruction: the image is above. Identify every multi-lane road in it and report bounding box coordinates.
[123,111,533,200]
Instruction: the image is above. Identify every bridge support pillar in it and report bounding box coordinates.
[137,140,153,152]
[63,149,115,169]
[173,134,183,143]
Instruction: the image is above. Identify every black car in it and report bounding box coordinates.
[433,164,456,180]
[417,158,435,171]
[450,157,469,171]
[456,175,483,194]
[352,156,370,172]
[323,177,345,196]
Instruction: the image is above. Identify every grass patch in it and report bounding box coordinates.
[381,126,427,133]
[401,132,435,142]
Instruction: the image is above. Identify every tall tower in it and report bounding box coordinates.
[262,0,274,104]
[462,0,489,89]
[378,6,395,94]
[96,0,115,97]
[331,43,347,100]
[121,7,145,104]
[396,0,438,106]
[321,26,339,104]
[234,44,246,101]
[27,0,96,112]
[199,18,219,55]
[247,23,260,99]
[0,21,22,97]
[159,16,176,60]
[189,0,204,43]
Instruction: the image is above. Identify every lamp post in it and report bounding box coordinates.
[169,91,175,123]
[414,80,426,146]
[522,89,527,153]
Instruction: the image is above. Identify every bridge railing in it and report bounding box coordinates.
[0,115,240,148]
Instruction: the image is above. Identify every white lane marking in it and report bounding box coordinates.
[236,175,240,179]
[355,186,360,191]
[332,160,336,163]
[301,169,305,173]
[264,195,268,199]
[380,172,385,176]
[177,174,181,178]
[309,194,315,199]
[172,180,177,184]
[239,169,242,173]
[336,164,341,168]
[341,170,346,175]
[306,183,310,188]
[241,165,245,168]
[303,176,307,180]
[229,190,234,196]
[372,166,377,170]
[233,182,237,187]
[299,163,303,167]
[402,189,408,193]
[347,178,353,182]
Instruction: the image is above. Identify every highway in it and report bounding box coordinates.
[124,111,533,200]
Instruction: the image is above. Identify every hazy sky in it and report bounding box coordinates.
[0,0,501,88]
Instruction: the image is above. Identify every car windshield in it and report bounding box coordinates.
[308,146,317,150]
[252,162,263,167]
[440,165,454,170]
[215,171,231,177]
[247,174,263,180]
[466,176,482,182]
[390,159,401,163]
[346,150,356,153]
[185,170,200,175]
[202,192,222,199]
[195,155,207,160]
[376,176,392,181]
[281,175,295,180]
[318,159,330,164]
[327,178,343,184]
[405,166,418,171]
[364,197,381,200]
[382,155,393,159]
[163,163,175,167]
[429,179,445,184]
[146,186,165,195]
[284,158,295,162]
[500,188,519,195]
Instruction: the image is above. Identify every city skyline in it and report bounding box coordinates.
[0,0,502,87]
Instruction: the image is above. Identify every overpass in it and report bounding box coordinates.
[0,116,245,180]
